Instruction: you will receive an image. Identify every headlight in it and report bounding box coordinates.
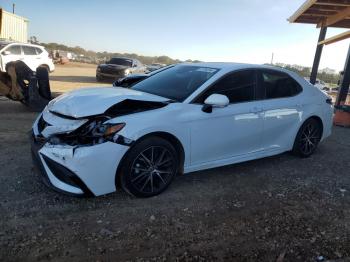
[124,69,130,75]
[53,118,126,146]
[97,67,101,72]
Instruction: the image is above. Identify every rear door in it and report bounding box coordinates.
[258,69,303,152]
[22,45,40,71]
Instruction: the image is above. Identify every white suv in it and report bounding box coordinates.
[0,41,55,73]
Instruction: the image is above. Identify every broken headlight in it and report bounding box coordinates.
[52,118,125,146]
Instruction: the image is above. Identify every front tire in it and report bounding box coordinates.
[96,75,103,82]
[292,118,322,158]
[120,137,178,197]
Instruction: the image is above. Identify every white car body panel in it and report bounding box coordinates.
[48,87,169,118]
[31,63,333,196]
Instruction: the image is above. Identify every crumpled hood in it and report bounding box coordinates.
[47,87,169,118]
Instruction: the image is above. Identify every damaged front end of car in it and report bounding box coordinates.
[31,96,169,197]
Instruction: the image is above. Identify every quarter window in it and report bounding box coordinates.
[22,46,37,55]
[196,70,255,104]
[261,71,302,99]
[35,47,43,54]
[5,45,21,55]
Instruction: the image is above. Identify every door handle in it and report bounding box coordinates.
[250,107,263,113]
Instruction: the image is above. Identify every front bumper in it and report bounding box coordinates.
[96,71,126,79]
[31,113,130,197]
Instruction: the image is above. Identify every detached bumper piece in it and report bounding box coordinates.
[31,137,94,197]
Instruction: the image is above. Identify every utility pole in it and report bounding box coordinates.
[270,53,274,65]
[12,3,15,14]
[310,27,327,85]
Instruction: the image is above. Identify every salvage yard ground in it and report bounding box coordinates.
[1,63,350,261]
[50,62,110,92]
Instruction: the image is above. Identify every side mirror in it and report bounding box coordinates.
[2,50,10,55]
[202,94,229,113]
[133,64,137,68]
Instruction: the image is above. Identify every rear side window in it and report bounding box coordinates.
[196,70,256,104]
[22,46,37,55]
[261,71,302,99]
[5,45,21,55]
[35,47,43,54]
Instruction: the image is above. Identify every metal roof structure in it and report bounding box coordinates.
[289,0,350,28]
[289,0,350,106]
[289,0,350,45]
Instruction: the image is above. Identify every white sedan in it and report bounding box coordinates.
[31,63,333,197]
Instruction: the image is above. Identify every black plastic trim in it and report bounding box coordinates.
[41,154,94,197]
[30,133,94,197]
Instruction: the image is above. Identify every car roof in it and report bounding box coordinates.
[180,62,282,70]
[178,62,298,75]
[0,41,44,49]
[111,57,135,61]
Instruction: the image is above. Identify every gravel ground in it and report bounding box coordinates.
[0,98,350,262]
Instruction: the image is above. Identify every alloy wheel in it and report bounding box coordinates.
[299,122,321,155]
[130,146,175,194]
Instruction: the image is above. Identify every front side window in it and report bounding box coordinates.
[5,45,21,55]
[261,71,302,99]
[132,65,219,102]
[195,70,256,104]
[22,46,37,55]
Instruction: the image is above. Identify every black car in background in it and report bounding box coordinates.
[113,64,174,88]
[96,57,146,81]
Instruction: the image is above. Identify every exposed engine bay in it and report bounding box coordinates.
[36,97,169,148]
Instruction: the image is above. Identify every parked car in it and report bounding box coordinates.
[31,63,333,197]
[0,41,55,73]
[96,57,146,81]
[146,63,166,73]
[304,77,328,91]
[113,65,174,88]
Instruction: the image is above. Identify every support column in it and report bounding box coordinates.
[310,27,327,85]
[335,44,350,106]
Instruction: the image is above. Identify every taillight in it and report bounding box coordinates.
[326,98,333,105]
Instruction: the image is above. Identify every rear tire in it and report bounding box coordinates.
[292,118,322,158]
[119,137,178,197]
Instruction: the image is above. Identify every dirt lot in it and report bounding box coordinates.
[1,63,350,261]
[50,62,110,92]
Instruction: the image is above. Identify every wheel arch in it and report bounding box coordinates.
[115,131,186,188]
[304,115,324,138]
[291,114,324,149]
[38,64,50,70]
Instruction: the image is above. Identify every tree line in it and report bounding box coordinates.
[273,63,341,85]
[29,38,341,84]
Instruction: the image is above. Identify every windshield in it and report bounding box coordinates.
[108,58,133,67]
[0,43,9,50]
[132,65,219,102]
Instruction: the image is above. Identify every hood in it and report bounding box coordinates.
[47,87,169,118]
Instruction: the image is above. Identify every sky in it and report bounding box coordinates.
[2,0,349,71]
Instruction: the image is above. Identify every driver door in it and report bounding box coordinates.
[189,70,264,166]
